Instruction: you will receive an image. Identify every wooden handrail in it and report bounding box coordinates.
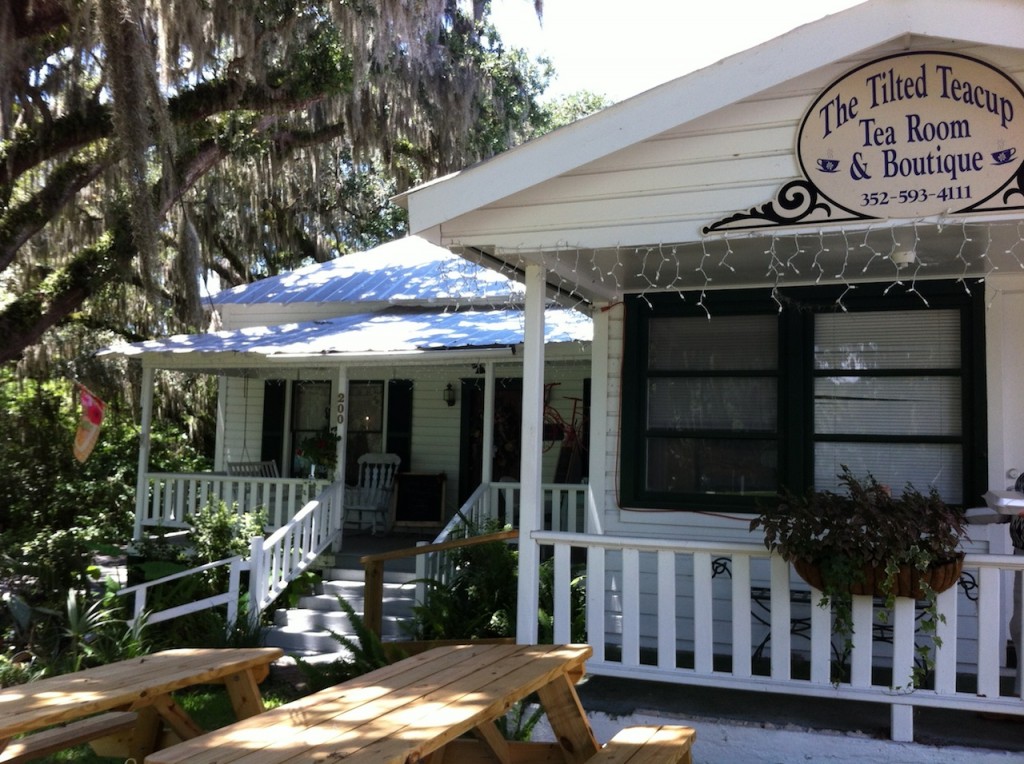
[360,529,519,638]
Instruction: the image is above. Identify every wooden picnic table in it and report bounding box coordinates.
[145,642,695,764]
[0,646,282,763]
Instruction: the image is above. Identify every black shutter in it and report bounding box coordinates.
[386,379,413,472]
[261,379,287,473]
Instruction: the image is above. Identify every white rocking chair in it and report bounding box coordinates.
[345,453,401,535]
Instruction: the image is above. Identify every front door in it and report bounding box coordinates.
[458,378,522,505]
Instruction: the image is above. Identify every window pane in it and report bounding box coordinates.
[649,315,777,371]
[815,376,961,436]
[815,310,960,370]
[349,382,384,434]
[814,442,962,503]
[647,438,777,495]
[649,378,777,431]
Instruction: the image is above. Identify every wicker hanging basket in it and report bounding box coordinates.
[793,553,964,600]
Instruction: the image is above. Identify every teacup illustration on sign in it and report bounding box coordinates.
[816,158,840,173]
[992,147,1017,165]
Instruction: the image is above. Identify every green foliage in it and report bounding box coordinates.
[0,371,212,659]
[409,524,519,641]
[538,558,587,644]
[0,581,149,680]
[408,522,587,644]
[294,597,400,691]
[751,466,968,687]
[124,500,267,651]
[188,500,267,565]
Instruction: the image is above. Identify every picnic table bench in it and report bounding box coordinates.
[0,646,282,763]
[145,642,694,763]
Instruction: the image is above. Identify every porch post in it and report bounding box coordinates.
[214,375,227,472]
[481,361,496,485]
[586,302,611,535]
[516,262,546,644]
[133,364,155,541]
[333,367,349,551]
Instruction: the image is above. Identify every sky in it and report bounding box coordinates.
[489,0,866,102]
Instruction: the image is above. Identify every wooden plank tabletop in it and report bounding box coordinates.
[0,647,283,740]
[146,643,596,764]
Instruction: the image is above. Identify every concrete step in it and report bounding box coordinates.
[271,607,411,634]
[264,613,414,653]
[264,626,346,654]
[317,578,416,599]
[297,591,416,616]
[320,566,418,584]
[264,566,419,657]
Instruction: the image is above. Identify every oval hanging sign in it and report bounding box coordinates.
[797,52,1024,218]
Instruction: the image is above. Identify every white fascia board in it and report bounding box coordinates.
[405,0,1024,237]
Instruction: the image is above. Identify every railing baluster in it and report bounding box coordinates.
[588,546,606,663]
[693,551,713,674]
[657,550,676,671]
[977,566,1003,698]
[933,583,958,693]
[622,548,641,666]
[553,543,572,644]
[809,586,831,684]
[731,554,752,679]
[850,596,874,687]
[769,555,792,680]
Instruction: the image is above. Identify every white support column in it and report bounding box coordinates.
[214,375,227,472]
[133,365,156,542]
[516,262,546,645]
[334,367,349,550]
[586,302,611,535]
[481,362,496,485]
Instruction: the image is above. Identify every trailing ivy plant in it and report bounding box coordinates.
[750,466,968,688]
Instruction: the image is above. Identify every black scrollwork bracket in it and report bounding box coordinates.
[962,161,1024,213]
[702,178,870,234]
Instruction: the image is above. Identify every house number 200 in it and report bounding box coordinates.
[336,393,345,425]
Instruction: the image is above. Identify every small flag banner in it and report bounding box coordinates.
[74,384,105,463]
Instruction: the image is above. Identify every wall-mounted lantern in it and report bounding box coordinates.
[443,383,457,407]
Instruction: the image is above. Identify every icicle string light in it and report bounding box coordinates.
[447,217,1024,319]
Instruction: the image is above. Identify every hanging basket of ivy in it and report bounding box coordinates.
[792,554,964,600]
[751,466,968,688]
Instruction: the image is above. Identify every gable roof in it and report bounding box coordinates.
[398,0,1024,304]
[102,235,592,370]
[213,235,523,308]
[399,0,1024,236]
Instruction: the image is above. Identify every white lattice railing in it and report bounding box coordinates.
[135,472,331,537]
[531,530,1024,742]
[248,480,346,615]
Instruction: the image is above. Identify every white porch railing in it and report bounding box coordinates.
[532,529,1024,742]
[122,480,344,631]
[135,472,330,537]
[418,482,590,588]
[248,481,346,615]
[116,555,246,634]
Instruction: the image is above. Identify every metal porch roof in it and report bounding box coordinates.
[103,307,592,361]
[212,236,523,307]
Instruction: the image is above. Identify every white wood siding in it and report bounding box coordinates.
[218,357,591,523]
[221,377,267,465]
[436,38,1024,252]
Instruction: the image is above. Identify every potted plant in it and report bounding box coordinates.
[297,428,341,479]
[750,465,968,687]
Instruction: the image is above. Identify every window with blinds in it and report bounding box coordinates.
[620,283,985,511]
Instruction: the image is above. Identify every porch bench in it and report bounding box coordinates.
[588,725,696,764]
[0,711,138,763]
[226,460,278,477]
